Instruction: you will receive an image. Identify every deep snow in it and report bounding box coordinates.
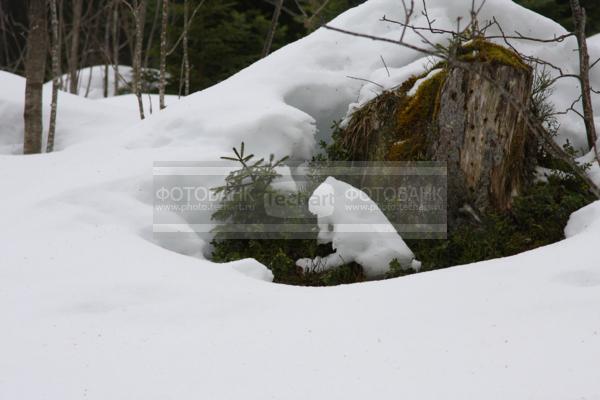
[1,0,600,399]
[296,177,421,276]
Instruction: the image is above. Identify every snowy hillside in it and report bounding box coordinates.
[55,65,135,99]
[1,0,600,399]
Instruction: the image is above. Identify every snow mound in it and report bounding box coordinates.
[53,65,134,99]
[565,200,600,237]
[296,177,420,277]
[2,0,600,398]
[95,93,180,113]
[229,259,275,282]
[0,69,179,154]
[0,70,141,154]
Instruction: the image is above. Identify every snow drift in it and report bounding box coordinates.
[1,0,600,399]
[296,177,421,276]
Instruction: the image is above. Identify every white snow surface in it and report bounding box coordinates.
[55,65,134,98]
[96,93,180,112]
[296,177,420,277]
[1,0,600,399]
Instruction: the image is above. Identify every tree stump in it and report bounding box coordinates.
[338,41,535,221]
[434,61,533,215]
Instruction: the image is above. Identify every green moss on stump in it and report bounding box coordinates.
[459,39,530,72]
[334,40,531,163]
[388,69,448,161]
[337,68,448,162]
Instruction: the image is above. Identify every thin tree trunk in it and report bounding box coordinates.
[0,2,9,68]
[103,2,111,98]
[159,0,168,109]
[261,0,283,58]
[47,0,61,153]
[68,0,82,94]
[82,8,99,98]
[133,0,147,120]
[144,0,161,69]
[112,1,119,95]
[570,0,600,163]
[23,0,47,154]
[183,0,190,96]
[58,0,65,88]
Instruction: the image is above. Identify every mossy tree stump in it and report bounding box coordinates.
[435,61,533,214]
[339,41,534,219]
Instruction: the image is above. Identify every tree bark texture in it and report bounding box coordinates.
[68,0,82,94]
[159,0,168,109]
[47,0,61,153]
[435,63,533,214]
[23,0,47,154]
[570,0,599,162]
[133,0,147,119]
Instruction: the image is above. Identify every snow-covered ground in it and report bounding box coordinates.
[56,65,133,98]
[1,0,600,398]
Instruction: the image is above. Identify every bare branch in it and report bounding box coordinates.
[380,55,390,77]
[345,75,384,88]
[167,0,205,56]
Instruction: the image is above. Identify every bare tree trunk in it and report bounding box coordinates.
[23,0,47,154]
[261,0,283,58]
[144,0,161,69]
[103,2,112,98]
[68,0,82,94]
[0,2,10,68]
[47,0,61,153]
[159,0,168,109]
[183,0,190,96]
[132,0,147,119]
[58,0,65,88]
[112,1,120,95]
[570,0,600,163]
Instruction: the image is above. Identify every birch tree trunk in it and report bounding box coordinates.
[112,1,120,95]
[68,0,82,94]
[133,0,147,120]
[183,0,190,96]
[103,2,111,98]
[261,0,283,58]
[23,0,47,154]
[47,0,61,153]
[570,0,600,163]
[159,0,168,109]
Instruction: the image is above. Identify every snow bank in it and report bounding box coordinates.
[2,0,600,399]
[565,200,600,237]
[95,93,180,113]
[0,70,179,154]
[0,70,140,154]
[297,177,420,277]
[230,259,275,282]
[54,65,134,99]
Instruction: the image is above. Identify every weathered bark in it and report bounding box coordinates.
[23,0,47,154]
[341,48,536,217]
[570,0,599,163]
[68,0,82,94]
[159,0,168,109]
[261,0,283,58]
[435,62,533,214]
[47,0,61,153]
